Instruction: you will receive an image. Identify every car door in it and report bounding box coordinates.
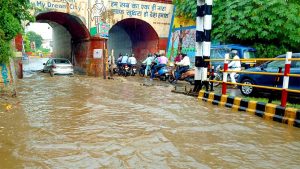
[289,55,300,90]
[45,59,53,72]
[260,57,285,87]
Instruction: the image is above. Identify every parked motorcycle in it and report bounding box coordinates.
[212,65,239,87]
[168,67,195,85]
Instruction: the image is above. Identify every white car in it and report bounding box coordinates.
[42,58,74,76]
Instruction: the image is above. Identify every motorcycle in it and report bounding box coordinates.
[168,67,195,85]
[152,65,171,81]
[116,64,131,77]
[139,64,151,77]
[212,65,239,87]
[109,64,119,75]
[130,65,137,76]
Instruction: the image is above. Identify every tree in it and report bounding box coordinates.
[173,0,300,58]
[26,31,43,49]
[0,0,33,63]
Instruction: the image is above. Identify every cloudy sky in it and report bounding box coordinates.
[26,23,53,40]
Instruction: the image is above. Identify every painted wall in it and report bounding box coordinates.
[30,0,173,39]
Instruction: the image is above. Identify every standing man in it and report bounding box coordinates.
[228,50,241,88]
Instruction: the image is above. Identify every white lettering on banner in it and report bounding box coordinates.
[108,0,170,19]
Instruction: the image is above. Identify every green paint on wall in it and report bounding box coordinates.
[90,27,97,36]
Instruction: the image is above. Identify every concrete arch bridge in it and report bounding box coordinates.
[22,0,173,75]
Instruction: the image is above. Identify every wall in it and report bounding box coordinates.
[52,23,72,60]
[108,25,132,57]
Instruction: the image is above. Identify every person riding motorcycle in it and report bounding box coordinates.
[174,53,190,83]
[150,53,168,80]
[127,54,137,68]
[142,53,154,76]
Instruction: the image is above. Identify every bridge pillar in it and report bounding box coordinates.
[85,37,107,77]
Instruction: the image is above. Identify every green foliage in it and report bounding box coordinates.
[0,0,33,63]
[23,34,32,52]
[27,31,43,49]
[173,0,300,58]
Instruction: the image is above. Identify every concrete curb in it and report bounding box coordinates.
[198,90,300,128]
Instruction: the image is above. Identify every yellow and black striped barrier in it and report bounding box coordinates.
[198,90,300,128]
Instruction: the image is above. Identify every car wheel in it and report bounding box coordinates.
[240,79,255,96]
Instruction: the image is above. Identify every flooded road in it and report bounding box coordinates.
[0,58,300,168]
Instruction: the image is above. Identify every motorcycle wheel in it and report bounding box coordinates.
[139,69,144,77]
[160,75,166,81]
[168,75,175,83]
[213,74,222,87]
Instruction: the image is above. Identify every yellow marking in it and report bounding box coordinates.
[198,90,205,100]
[205,58,287,62]
[232,97,242,111]
[283,108,297,126]
[207,92,215,103]
[264,104,277,120]
[219,95,228,106]
[5,104,12,111]
[247,100,257,114]
[286,89,300,94]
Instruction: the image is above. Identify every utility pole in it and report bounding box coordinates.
[193,0,213,92]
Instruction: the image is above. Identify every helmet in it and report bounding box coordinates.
[231,50,238,55]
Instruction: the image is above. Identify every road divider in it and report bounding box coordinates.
[198,90,300,128]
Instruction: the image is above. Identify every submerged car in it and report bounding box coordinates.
[238,53,300,96]
[42,58,74,76]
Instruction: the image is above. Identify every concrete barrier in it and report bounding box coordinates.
[198,90,300,128]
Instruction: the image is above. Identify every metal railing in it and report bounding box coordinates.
[206,52,299,107]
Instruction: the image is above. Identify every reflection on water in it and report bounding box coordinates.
[0,62,300,168]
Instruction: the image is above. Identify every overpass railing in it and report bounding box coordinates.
[205,52,300,107]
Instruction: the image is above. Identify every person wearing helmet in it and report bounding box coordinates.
[228,50,241,88]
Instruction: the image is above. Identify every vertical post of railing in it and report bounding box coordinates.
[210,65,214,91]
[222,54,229,95]
[281,52,292,107]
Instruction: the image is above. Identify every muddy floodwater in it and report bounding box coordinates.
[0,59,300,168]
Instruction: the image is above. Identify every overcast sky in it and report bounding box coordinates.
[26,23,53,40]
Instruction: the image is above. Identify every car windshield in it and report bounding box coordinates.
[243,51,256,59]
[54,59,71,64]
[266,59,285,69]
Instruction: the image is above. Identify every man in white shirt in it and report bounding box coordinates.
[174,53,190,82]
[127,54,137,67]
[228,50,241,87]
[121,53,129,66]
